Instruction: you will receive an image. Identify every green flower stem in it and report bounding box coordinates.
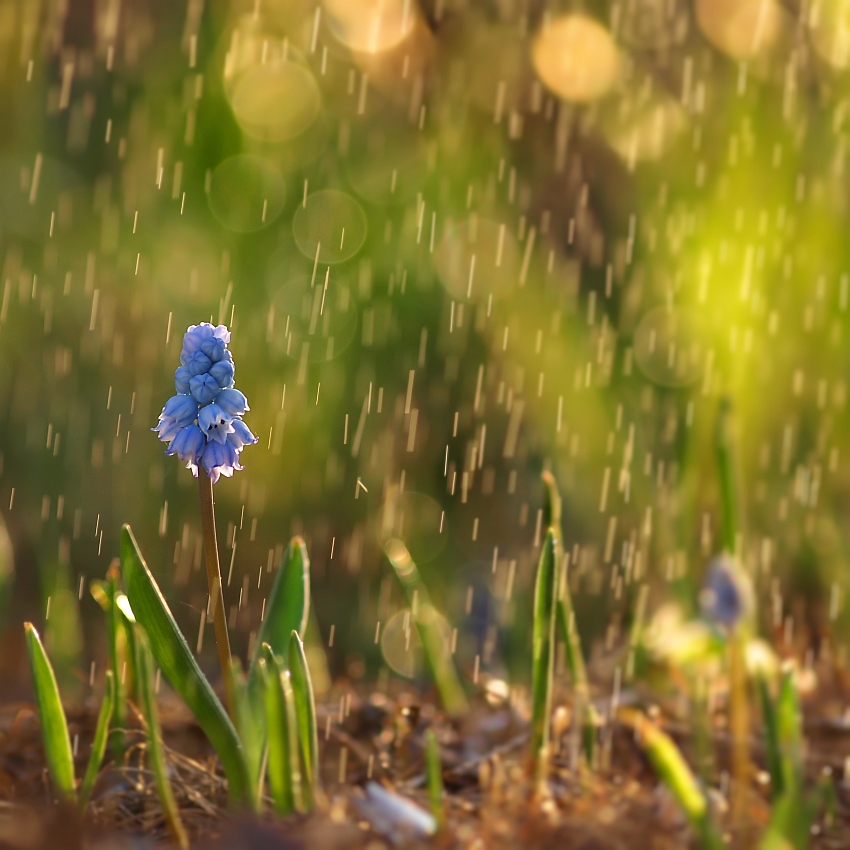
[199,474,234,716]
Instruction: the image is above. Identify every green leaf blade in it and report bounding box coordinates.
[288,630,319,807]
[384,539,468,716]
[24,622,76,803]
[121,525,253,809]
[79,669,115,808]
[531,529,558,768]
[252,538,310,674]
[261,644,302,815]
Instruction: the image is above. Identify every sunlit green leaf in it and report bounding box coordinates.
[622,708,725,850]
[121,524,254,809]
[288,630,319,807]
[260,644,302,814]
[24,622,76,803]
[252,537,310,675]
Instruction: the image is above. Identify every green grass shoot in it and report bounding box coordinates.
[543,471,599,764]
[621,708,726,850]
[230,658,265,804]
[260,644,303,814]
[383,538,468,716]
[425,729,444,829]
[78,669,115,808]
[531,528,558,778]
[135,630,188,849]
[24,622,76,804]
[251,537,310,674]
[121,524,254,809]
[91,566,130,757]
[288,630,320,808]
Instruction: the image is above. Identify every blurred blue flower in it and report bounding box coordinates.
[699,555,753,630]
[154,322,257,483]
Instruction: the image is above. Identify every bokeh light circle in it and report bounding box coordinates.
[436,218,521,304]
[696,0,790,62]
[230,62,321,143]
[208,155,286,233]
[323,0,416,54]
[380,607,452,678]
[532,15,619,102]
[266,265,358,364]
[377,491,446,564]
[293,189,367,264]
[633,306,706,388]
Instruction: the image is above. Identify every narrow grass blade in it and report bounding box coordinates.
[251,537,310,675]
[621,708,725,850]
[121,525,254,809]
[135,629,189,850]
[715,397,739,555]
[230,658,265,804]
[78,670,115,808]
[757,674,783,799]
[425,729,444,829]
[24,623,76,804]
[288,630,319,807]
[384,539,468,716]
[775,670,802,794]
[115,592,139,699]
[544,472,597,763]
[531,529,558,774]
[260,644,303,814]
[91,565,130,757]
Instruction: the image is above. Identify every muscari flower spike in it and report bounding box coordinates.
[154,323,258,483]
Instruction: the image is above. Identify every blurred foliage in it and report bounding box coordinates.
[0,0,849,704]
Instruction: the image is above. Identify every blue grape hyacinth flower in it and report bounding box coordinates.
[154,323,258,482]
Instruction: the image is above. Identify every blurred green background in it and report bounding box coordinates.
[0,0,848,699]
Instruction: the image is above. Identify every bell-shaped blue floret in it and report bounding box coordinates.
[209,360,235,389]
[174,366,192,394]
[161,393,199,427]
[199,403,234,445]
[200,335,227,363]
[184,350,213,376]
[201,440,241,483]
[216,388,249,417]
[189,373,221,405]
[227,417,258,451]
[166,424,205,465]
